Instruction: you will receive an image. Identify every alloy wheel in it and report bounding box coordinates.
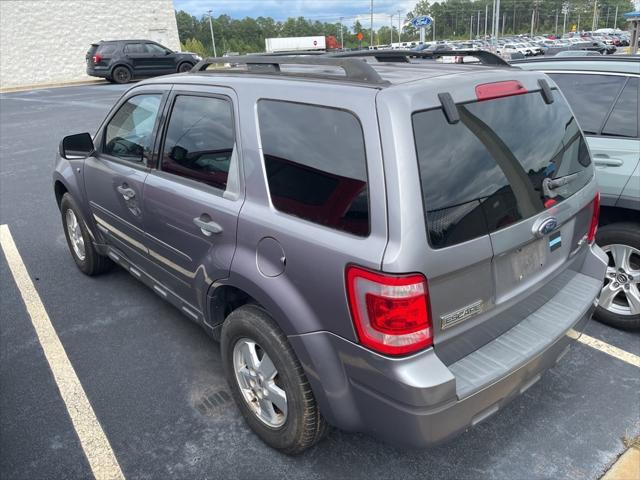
[599,244,640,316]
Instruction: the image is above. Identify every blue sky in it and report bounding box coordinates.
[172,0,418,28]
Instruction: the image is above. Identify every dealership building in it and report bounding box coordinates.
[0,0,180,88]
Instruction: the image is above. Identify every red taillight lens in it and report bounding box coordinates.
[587,192,600,244]
[346,266,432,356]
[92,54,102,64]
[475,80,528,101]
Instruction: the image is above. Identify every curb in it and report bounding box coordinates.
[602,446,640,480]
[0,79,108,93]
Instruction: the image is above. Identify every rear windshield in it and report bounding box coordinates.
[412,90,592,249]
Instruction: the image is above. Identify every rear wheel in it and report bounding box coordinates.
[594,222,640,330]
[60,193,112,276]
[178,62,193,73]
[221,305,327,454]
[112,66,132,84]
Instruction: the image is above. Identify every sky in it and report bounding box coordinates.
[172,0,419,29]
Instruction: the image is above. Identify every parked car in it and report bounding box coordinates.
[86,40,202,84]
[514,55,640,329]
[54,52,606,453]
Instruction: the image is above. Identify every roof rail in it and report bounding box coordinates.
[190,55,389,85]
[329,49,510,67]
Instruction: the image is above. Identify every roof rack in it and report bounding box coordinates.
[190,55,389,86]
[329,49,510,67]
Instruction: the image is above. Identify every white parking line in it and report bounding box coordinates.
[0,225,125,480]
[578,333,640,368]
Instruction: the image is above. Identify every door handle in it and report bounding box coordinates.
[193,215,223,236]
[593,155,623,167]
[116,185,136,200]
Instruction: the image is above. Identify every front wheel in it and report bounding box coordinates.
[221,305,327,454]
[60,193,112,276]
[178,62,193,73]
[594,222,640,330]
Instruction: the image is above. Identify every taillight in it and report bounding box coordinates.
[476,80,528,101]
[587,192,600,244]
[92,54,102,64]
[345,265,432,356]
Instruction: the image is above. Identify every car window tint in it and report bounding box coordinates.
[161,95,235,191]
[145,43,166,55]
[602,78,639,138]
[124,43,145,54]
[104,95,162,163]
[258,100,369,237]
[97,44,117,54]
[547,73,626,135]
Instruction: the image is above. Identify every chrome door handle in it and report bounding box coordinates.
[193,215,223,236]
[593,155,623,167]
[116,185,136,200]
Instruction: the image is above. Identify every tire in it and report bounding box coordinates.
[60,193,112,276]
[112,66,132,84]
[177,62,193,73]
[221,305,328,454]
[105,76,116,83]
[594,222,640,330]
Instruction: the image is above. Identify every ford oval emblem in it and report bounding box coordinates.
[534,217,558,237]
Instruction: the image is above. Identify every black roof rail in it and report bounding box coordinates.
[329,49,510,67]
[190,55,389,86]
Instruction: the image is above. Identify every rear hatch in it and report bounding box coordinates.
[86,42,115,67]
[385,72,597,366]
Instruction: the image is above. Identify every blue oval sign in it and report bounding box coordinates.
[537,217,558,236]
[411,15,433,28]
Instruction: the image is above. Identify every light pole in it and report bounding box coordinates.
[339,16,344,48]
[484,4,488,38]
[370,0,374,46]
[207,10,217,57]
[397,10,402,42]
[562,3,568,36]
[390,14,394,44]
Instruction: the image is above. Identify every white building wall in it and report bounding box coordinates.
[0,0,180,88]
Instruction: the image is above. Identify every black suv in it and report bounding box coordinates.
[86,40,202,84]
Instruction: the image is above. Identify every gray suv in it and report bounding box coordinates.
[54,53,607,454]
[514,56,640,329]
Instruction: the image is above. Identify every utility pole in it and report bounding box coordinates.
[433,17,436,41]
[470,14,473,40]
[485,4,488,38]
[502,12,506,36]
[207,10,217,57]
[390,14,394,44]
[592,0,597,31]
[578,11,581,31]
[562,3,568,35]
[477,10,480,39]
[370,0,374,46]
[339,16,344,48]
[494,0,501,42]
[513,2,516,33]
[555,9,559,35]
[491,0,496,39]
[614,5,618,29]
[397,10,402,42]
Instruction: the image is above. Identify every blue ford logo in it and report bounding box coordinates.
[536,217,558,237]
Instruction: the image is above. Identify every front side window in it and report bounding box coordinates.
[104,94,162,163]
[258,100,370,237]
[146,43,168,55]
[548,73,626,135]
[161,95,235,191]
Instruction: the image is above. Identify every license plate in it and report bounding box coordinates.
[511,239,546,281]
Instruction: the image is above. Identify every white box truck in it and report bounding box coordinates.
[265,36,329,53]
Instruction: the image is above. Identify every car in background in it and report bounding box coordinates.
[514,56,640,330]
[554,50,602,57]
[86,40,202,84]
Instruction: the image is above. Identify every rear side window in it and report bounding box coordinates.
[161,95,235,191]
[258,100,369,236]
[97,44,117,55]
[413,90,592,249]
[547,73,626,134]
[124,43,145,54]
[602,78,639,138]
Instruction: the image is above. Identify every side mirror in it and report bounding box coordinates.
[60,132,94,159]
[165,50,173,55]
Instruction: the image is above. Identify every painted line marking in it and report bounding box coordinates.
[578,333,640,368]
[0,225,125,480]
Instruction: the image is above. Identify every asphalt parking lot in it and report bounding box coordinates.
[1,83,639,480]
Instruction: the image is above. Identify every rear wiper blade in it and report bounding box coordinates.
[543,172,580,198]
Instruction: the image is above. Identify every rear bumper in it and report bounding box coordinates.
[86,66,110,78]
[288,245,606,447]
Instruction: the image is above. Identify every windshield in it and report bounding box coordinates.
[412,90,593,248]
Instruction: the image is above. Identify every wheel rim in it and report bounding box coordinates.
[599,244,640,316]
[115,68,129,82]
[179,63,191,72]
[65,209,86,261]
[232,338,287,428]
